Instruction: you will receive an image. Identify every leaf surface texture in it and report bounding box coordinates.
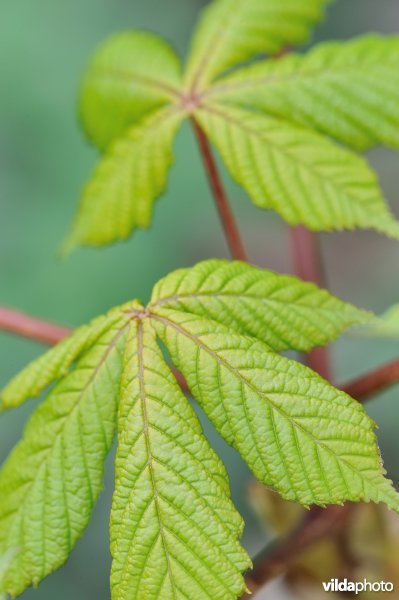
[0,308,127,411]
[0,319,130,596]
[195,104,399,237]
[1,261,399,598]
[110,320,250,599]
[185,0,330,89]
[209,36,399,151]
[150,259,370,352]
[65,108,184,251]
[81,32,182,150]
[152,308,399,509]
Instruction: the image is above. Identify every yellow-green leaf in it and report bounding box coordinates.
[80,31,182,150]
[208,35,399,151]
[185,0,331,90]
[110,319,250,600]
[0,319,130,597]
[64,107,184,252]
[194,103,399,238]
[152,308,399,510]
[150,259,371,352]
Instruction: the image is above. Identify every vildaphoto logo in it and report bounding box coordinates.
[322,579,394,594]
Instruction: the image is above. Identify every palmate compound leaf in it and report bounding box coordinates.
[0,307,134,597]
[207,35,399,152]
[64,107,185,253]
[71,2,399,250]
[1,261,397,598]
[150,259,371,352]
[194,103,399,238]
[110,318,250,600]
[80,31,183,151]
[184,0,331,90]
[150,307,399,510]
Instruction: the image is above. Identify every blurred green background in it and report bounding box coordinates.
[1,1,398,598]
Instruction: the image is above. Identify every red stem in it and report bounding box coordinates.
[242,504,354,597]
[290,226,331,381]
[0,306,71,346]
[191,118,249,262]
[343,358,399,401]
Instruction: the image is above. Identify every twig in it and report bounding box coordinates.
[343,358,399,401]
[242,504,354,598]
[0,306,71,346]
[191,118,249,262]
[290,225,331,381]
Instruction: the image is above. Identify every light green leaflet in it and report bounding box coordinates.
[0,260,397,598]
[354,303,399,339]
[110,320,250,600]
[0,306,128,412]
[208,36,399,151]
[0,314,130,597]
[150,259,371,352]
[184,0,332,90]
[64,107,185,252]
[67,0,399,249]
[195,103,399,237]
[80,31,183,150]
[152,310,399,509]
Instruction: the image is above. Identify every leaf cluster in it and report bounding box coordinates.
[64,0,399,251]
[3,1,399,598]
[1,260,398,599]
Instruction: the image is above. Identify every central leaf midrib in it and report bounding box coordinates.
[188,0,247,90]
[151,289,353,322]
[90,66,181,99]
[135,320,178,600]
[206,62,399,97]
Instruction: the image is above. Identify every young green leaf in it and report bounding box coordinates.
[0,316,130,597]
[110,319,250,600]
[64,107,184,252]
[73,2,399,248]
[208,35,399,151]
[0,307,129,412]
[80,31,182,150]
[2,262,399,597]
[151,308,399,510]
[194,103,399,238]
[150,259,371,352]
[184,0,331,90]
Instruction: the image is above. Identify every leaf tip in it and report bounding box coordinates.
[58,233,78,259]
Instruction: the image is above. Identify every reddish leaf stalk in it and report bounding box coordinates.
[290,225,331,381]
[0,306,71,346]
[343,358,399,401]
[191,118,249,262]
[242,504,354,598]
